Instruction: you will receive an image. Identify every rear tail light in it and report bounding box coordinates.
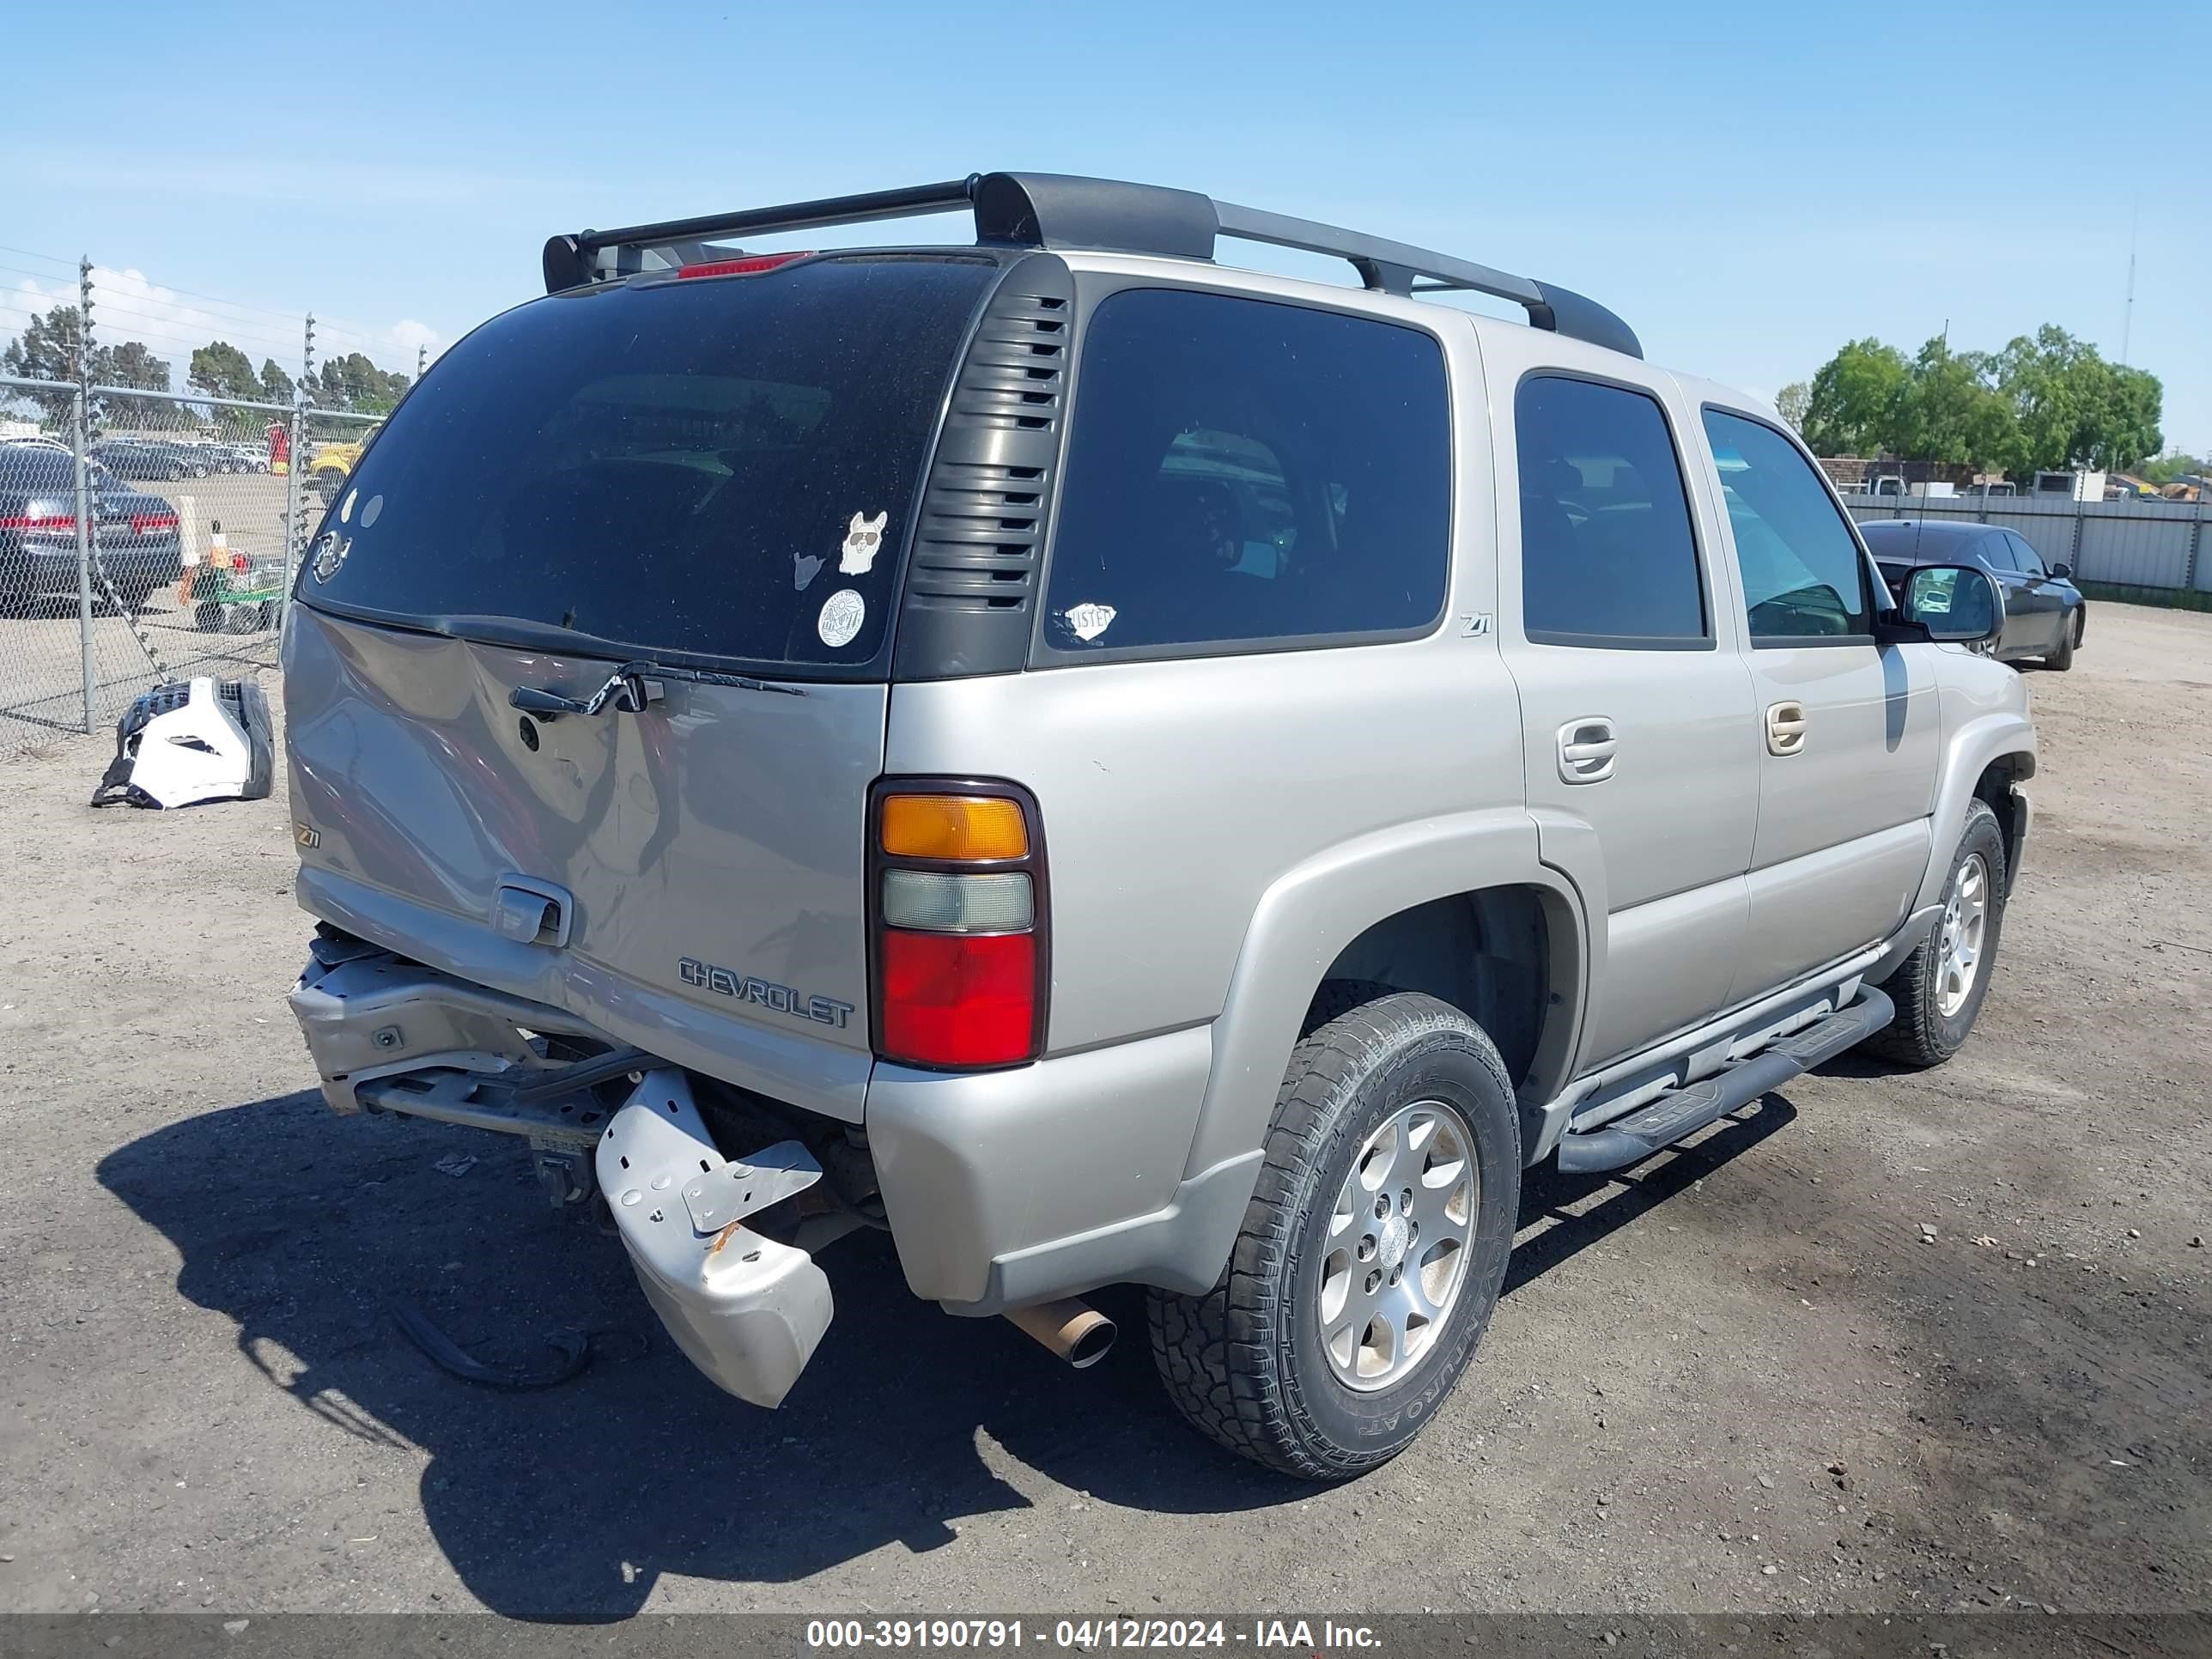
[881,869,1033,933]
[0,514,76,532]
[880,793,1029,861]
[871,783,1046,1070]
[131,513,179,535]
[879,931,1036,1067]
[677,251,812,280]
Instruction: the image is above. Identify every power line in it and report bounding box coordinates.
[70,301,301,356]
[85,266,305,329]
[0,262,81,289]
[0,243,78,270]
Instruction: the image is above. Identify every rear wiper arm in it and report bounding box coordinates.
[509,659,807,720]
[510,661,665,720]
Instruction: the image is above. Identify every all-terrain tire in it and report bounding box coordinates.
[1147,992,1519,1480]
[1863,798,2008,1067]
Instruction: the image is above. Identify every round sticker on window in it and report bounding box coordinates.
[817,588,866,648]
[360,493,385,528]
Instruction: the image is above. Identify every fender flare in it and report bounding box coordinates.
[1180,807,1591,1182]
[1914,711,2036,912]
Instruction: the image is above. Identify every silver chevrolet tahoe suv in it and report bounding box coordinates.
[282,172,2033,1480]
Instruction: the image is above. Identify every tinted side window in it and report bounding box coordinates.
[1703,409,1870,641]
[1041,289,1449,654]
[2008,533,2046,577]
[1978,534,2018,572]
[1515,376,1706,645]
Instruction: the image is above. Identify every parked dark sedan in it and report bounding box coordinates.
[0,444,184,611]
[90,439,193,482]
[1861,519,2086,670]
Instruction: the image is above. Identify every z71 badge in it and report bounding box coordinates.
[678,957,854,1029]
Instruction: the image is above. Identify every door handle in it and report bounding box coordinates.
[1557,717,1618,784]
[1765,701,1808,757]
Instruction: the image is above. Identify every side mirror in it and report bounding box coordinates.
[1899,564,2002,644]
[2050,562,2072,580]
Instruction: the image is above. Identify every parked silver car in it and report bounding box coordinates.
[281,172,2033,1478]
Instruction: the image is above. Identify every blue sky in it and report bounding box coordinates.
[6,1,2207,453]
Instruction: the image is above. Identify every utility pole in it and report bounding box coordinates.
[416,342,427,381]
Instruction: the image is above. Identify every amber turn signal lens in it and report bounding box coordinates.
[880,793,1028,861]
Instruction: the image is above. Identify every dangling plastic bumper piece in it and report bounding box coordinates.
[89,677,274,809]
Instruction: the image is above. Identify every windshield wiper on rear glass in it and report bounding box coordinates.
[505,653,807,720]
[368,613,813,712]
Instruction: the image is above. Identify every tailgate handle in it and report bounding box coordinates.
[493,877,574,948]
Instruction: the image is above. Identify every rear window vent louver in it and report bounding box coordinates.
[894,253,1074,679]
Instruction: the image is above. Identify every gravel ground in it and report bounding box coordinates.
[0,604,2205,1621]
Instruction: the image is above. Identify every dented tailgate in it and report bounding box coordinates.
[284,605,886,1120]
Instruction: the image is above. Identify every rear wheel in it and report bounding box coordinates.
[1864,799,2007,1067]
[1148,991,1518,1480]
[2044,611,2078,672]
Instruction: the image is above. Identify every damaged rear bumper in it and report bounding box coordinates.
[287,940,836,1408]
[594,1070,833,1408]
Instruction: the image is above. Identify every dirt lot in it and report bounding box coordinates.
[0,605,2205,1622]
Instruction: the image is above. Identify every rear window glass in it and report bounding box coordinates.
[2,449,72,489]
[298,256,997,669]
[1041,289,1449,655]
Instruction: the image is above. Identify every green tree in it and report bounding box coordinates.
[1802,337,1908,455]
[1990,325,2162,476]
[1887,338,2021,475]
[1799,323,2166,479]
[2,305,173,422]
[1,304,89,422]
[2139,450,2209,486]
[310,350,415,414]
[93,339,175,425]
[188,339,263,402]
[2076,362,2161,471]
[258,358,295,404]
[1775,381,1810,431]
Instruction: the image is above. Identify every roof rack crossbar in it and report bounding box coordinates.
[542,171,1641,359]
[580,178,979,258]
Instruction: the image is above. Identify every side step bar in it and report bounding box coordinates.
[1556,988,1894,1175]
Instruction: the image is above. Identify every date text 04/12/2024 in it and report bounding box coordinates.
[805,1621,1383,1650]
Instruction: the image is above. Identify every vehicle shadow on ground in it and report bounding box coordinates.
[1505,1093,1800,1296]
[97,1091,1301,1620]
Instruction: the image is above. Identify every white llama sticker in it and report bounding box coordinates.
[838,510,889,575]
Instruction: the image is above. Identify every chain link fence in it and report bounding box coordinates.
[1,374,378,756]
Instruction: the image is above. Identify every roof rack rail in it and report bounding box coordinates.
[543,171,1642,359]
